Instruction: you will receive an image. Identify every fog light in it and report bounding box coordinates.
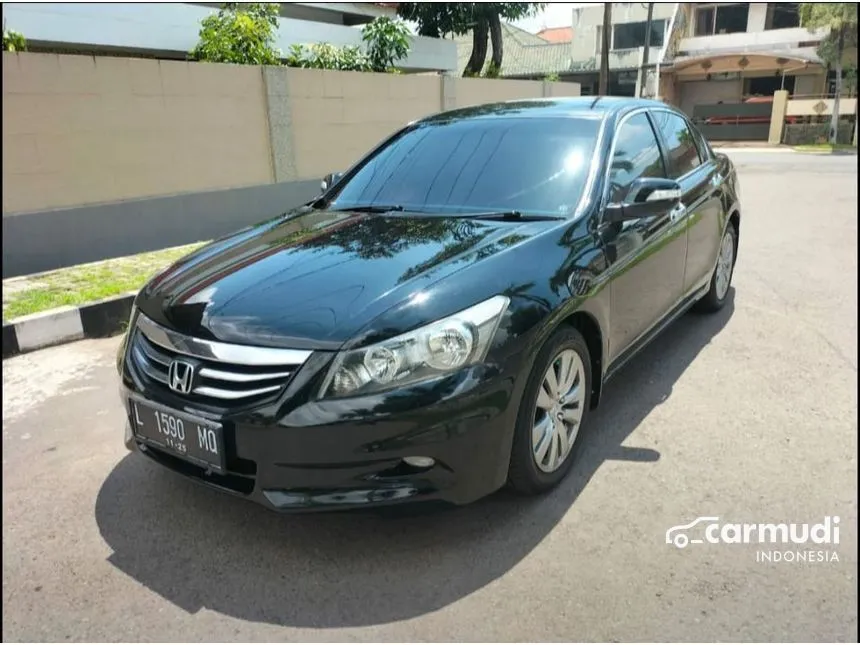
[403,456,435,468]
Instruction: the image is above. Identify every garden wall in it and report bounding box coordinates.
[2,52,580,277]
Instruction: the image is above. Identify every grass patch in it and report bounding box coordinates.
[3,242,208,320]
[793,143,857,153]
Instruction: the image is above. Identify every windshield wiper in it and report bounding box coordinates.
[329,204,405,214]
[446,210,565,222]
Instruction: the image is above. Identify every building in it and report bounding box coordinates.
[454,4,674,96]
[0,2,457,74]
[657,2,833,115]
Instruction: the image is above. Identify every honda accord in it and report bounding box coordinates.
[116,97,740,511]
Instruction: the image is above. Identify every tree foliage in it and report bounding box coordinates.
[397,3,545,76]
[799,3,858,143]
[190,3,282,65]
[361,16,411,72]
[286,43,372,71]
[2,21,26,52]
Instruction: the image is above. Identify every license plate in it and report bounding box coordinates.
[129,396,225,473]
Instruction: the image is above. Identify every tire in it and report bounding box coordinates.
[693,223,737,314]
[507,326,592,496]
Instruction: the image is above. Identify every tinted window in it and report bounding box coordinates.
[651,111,703,179]
[608,113,666,202]
[329,117,600,217]
[689,122,712,161]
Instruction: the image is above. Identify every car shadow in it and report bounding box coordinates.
[95,292,734,628]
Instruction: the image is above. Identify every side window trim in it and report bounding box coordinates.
[645,109,672,182]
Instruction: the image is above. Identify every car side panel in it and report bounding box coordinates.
[678,164,725,295]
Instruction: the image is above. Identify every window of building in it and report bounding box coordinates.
[609,71,638,97]
[612,19,666,50]
[695,7,715,36]
[695,4,750,36]
[765,3,800,30]
[745,75,796,98]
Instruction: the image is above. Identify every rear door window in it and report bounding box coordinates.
[650,111,704,179]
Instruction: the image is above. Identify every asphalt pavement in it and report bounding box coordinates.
[2,152,857,642]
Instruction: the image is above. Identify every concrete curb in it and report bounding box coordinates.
[712,147,795,154]
[3,291,137,358]
[790,149,858,156]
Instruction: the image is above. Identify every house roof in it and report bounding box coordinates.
[454,22,573,78]
[537,26,573,43]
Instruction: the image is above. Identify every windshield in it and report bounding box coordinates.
[327,116,601,218]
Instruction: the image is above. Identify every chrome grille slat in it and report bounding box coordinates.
[137,334,171,366]
[197,366,293,383]
[136,313,313,366]
[131,343,169,385]
[128,312,310,404]
[193,385,283,399]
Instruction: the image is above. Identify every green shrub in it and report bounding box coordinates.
[361,16,411,72]
[190,3,282,65]
[285,43,372,71]
[483,61,501,78]
[2,24,26,52]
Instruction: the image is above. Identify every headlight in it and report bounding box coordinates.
[319,295,510,399]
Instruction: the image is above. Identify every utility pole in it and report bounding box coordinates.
[599,3,612,95]
[639,2,654,97]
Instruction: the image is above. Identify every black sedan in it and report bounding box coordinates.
[117,97,740,511]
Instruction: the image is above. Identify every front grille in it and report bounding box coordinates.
[128,312,313,407]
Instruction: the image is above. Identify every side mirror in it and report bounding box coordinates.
[321,172,343,193]
[604,177,682,223]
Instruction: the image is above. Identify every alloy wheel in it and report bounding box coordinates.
[715,229,735,300]
[532,349,586,473]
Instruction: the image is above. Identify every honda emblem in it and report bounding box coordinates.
[167,360,195,394]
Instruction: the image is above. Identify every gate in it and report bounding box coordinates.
[691,101,773,141]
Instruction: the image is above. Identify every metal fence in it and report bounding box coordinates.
[691,102,773,141]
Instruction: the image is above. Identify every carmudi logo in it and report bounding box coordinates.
[665,516,841,563]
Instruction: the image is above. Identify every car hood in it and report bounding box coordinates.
[136,208,545,350]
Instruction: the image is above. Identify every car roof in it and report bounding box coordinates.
[419,96,675,125]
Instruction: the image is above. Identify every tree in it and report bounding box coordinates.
[361,16,411,72]
[2,20,26,52]
[598,3,612,95]
[190,3,282,66]
[397,3,545,76]
[639,2,654,97]
[799,3,858,144]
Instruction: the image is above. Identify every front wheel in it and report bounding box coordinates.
[694,224,737,313]
[507,327,592,496]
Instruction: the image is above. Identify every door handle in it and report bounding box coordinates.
[711,173,723,187]
[669,202,687,223]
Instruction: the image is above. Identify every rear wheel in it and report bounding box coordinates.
[694,223,737,313]
[507,327,592,495]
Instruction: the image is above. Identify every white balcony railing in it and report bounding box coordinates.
[679,26,830,56]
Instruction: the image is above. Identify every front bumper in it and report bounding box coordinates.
[118,363,521,513]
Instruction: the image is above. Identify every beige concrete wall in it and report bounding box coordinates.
[3,52,586,212]
[794,73,826,97]
[2,52,273,214]
[546,81,583,98]
[287,68,442,180]
[287,73,580,181]
[786,97,858,116]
